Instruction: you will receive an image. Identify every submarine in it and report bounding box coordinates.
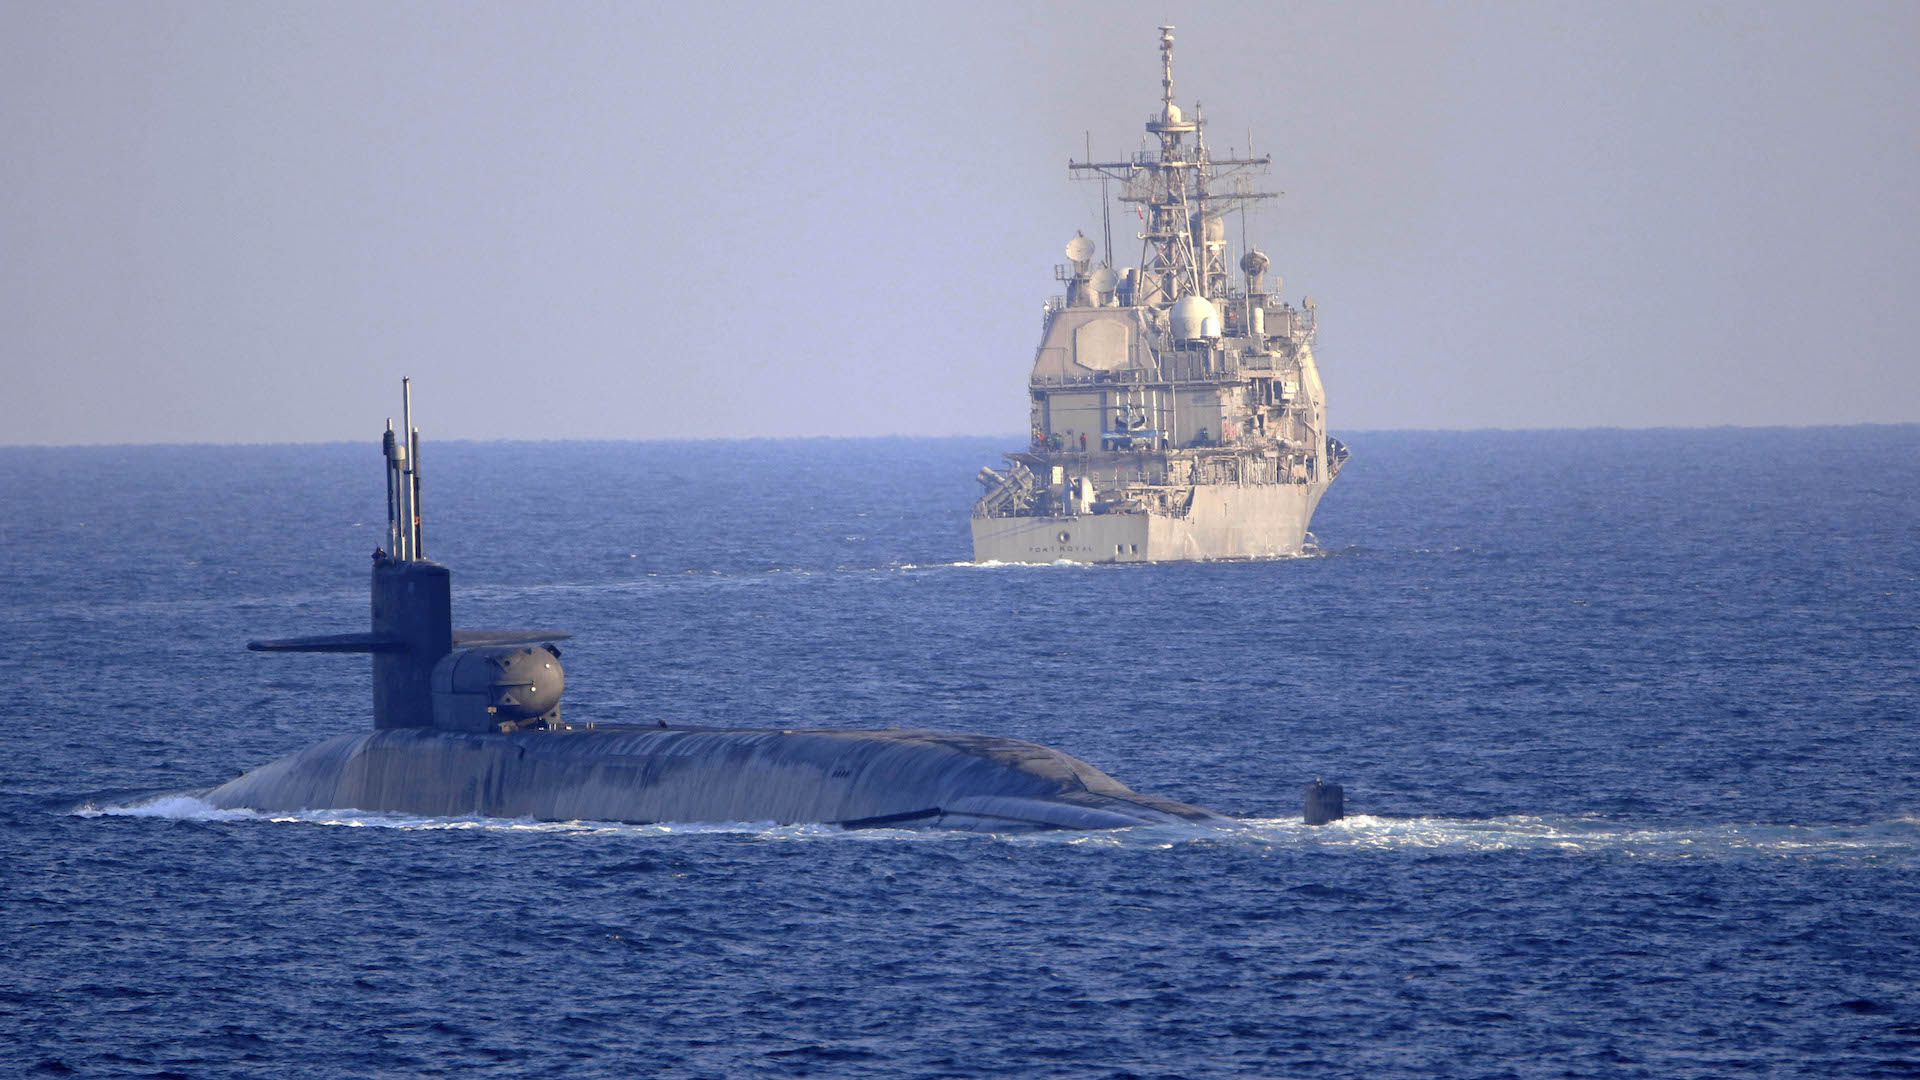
[205,381,1228,831]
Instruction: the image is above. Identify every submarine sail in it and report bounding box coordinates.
[206,380,1224,831]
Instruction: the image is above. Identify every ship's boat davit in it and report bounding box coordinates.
[205,380,1224,832]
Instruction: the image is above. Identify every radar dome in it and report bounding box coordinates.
[1170,295,1220,343]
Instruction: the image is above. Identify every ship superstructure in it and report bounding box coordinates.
[971,26,1347,563]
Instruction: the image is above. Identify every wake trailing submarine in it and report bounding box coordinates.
[206,381,1227,831]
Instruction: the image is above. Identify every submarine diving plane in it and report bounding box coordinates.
[206,381,1227,831]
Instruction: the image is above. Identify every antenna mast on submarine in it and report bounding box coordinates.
[384,376,424,562]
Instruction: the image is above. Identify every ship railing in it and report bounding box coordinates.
[1042,296,1067,332]
[1043,296,1064,313]
[1031,371,1146,387]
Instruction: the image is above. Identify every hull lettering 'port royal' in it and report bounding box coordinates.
[972,26,1348,564]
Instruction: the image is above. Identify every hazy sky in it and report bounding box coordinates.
[4,0,1916,444]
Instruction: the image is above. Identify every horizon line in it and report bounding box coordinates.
[2,420,1916,452]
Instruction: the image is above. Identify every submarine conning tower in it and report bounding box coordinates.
[248,378,570,733]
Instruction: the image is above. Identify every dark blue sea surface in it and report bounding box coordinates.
[2,426,1916,1078]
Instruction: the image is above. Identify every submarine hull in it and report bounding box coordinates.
[204,726,1225,831]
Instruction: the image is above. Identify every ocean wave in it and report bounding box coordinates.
[69,797,1920,859]
[1219,813,1920,859]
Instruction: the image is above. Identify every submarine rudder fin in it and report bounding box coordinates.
[248,632,405,653]
[249,627,569,655]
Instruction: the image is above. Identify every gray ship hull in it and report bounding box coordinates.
[204,726,1225,831]
[971,479,1328,564]
[970,29,1349,567]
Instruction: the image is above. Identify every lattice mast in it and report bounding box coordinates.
[1067,26,1278,310]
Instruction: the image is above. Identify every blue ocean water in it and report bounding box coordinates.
[2,426,1916,1078]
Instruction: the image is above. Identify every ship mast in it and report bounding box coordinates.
[1067,26,1278,309]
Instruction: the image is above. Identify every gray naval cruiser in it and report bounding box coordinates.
[205,381,1225,831]
[972,26,1348,564]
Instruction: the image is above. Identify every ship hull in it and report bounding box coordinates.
[971,480,1328,564]
[203,726,1226,831]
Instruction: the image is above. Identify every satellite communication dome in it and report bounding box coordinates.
[1170,294,1220,342]
[1065,233,1095,265]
